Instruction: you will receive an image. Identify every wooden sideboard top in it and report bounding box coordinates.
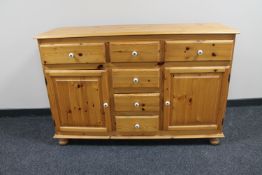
[35,23,239,39]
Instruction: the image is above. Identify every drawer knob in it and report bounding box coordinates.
[68,52,75,58]
[165,101,171,106]
[131,51,138,57]
[134,102,140,107]
[133,77,139,84]
[197,50,204,56]
[103,102,109,108]
[134,123,140,129]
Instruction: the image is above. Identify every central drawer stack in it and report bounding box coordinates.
[110,41,161,135]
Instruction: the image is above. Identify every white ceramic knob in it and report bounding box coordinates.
[103,102,109,108]
[134,123,140,129]
[133,77,139,84]
[131,51,138,57]
[134,102,140,107]
[197,50,204,56]
[68,52,75,58]
[165,101,171,106]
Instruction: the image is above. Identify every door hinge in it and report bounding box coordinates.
[45,78,47,85]
[221,118,224,126]
[228,74,231,83]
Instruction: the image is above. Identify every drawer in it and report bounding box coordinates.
[115,115,159,133]
[39,43,106,64]
[114,93,160,112]
[112,68,160,88]
[110,41,160,62]
[165,40,234,61]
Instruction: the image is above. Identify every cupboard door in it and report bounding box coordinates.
[164,66,230,131]
[45,70,111,133]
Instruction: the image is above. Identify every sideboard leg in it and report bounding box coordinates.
[58,139,69,145]
[209,138,220,145]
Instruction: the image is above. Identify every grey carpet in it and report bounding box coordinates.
[0,106,262,175]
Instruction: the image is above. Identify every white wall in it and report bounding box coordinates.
[0,0,261,109]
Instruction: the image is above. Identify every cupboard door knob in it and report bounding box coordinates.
[103,102,109,108]
[131,51,138,57]
[197,50,204,56]
[68,52,75,58]
[134,123,140,129]
[133,77,139,84]
[134,102,140,107]
[165,101,170,106]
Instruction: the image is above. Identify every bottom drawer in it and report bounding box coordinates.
[115,115,159,133]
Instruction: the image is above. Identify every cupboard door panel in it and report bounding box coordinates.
[171,73,221,125]
[164,66,230,131]
[45,70,111,132]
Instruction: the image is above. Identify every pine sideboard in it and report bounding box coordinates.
[35,24,239,145]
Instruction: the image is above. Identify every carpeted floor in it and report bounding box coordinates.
[0,105,262,175]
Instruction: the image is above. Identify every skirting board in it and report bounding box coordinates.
[227,98,262,107]
[0,98,261,117]
[0,108,51,117]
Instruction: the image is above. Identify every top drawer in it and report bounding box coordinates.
[165,40,234,61]
[39,43,106,64]
[110,41,160,62]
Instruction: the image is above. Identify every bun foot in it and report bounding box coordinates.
[209,138,220,145]
[58,139,69,145]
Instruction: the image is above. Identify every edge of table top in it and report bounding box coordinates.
[35,23,239,39]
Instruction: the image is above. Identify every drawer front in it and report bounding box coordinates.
[114,93,160,112]
[40,43,106,64]
[165,40,234,61]
[110,41,160,62]
[115,116,159,133]
[112,68,160,88]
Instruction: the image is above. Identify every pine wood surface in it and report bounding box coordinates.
[36,23,239,144]
[35,23,239,39]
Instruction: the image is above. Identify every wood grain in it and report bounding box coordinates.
[165,40,234,61]
[112,68,160,88]
[35,23,239,39]
[110,41,160,62]
[45,70,111,132]
[115,115,159,133]
[36,24,238,143]
[40,43,105,64]
[114,93,160,112]
[164,66,229,131]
